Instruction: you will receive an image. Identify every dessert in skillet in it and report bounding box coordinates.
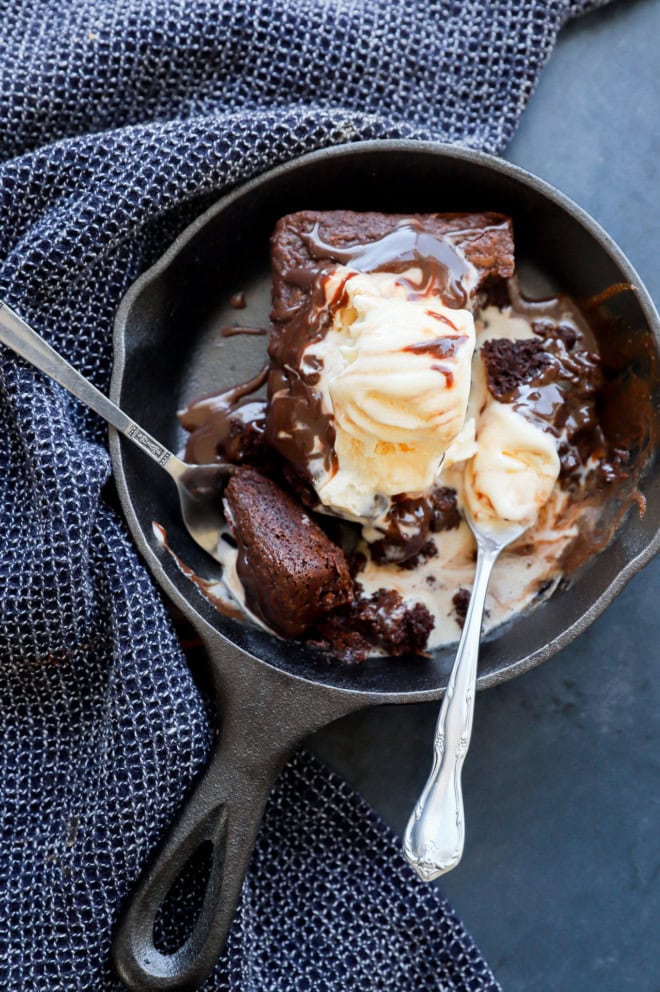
[179,210,651,661]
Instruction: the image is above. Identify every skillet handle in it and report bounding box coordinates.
[111,698,297,992]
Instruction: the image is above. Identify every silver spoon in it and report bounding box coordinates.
[0,300,231,559]
[403,511,526,880]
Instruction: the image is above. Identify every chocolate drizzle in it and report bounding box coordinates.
[302,220,474,308]
[152,523,246,623]
[403,334,468,358]
[403,334,469,387]
[179,364,268,465]
[369,496,433,565]
[220,325,267,338]
[229,291,247,309]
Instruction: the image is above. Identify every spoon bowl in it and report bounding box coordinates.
[173,461,234,559]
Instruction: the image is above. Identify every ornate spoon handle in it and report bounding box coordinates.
[403,539,500,881]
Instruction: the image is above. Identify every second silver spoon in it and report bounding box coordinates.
[403,512,525,881]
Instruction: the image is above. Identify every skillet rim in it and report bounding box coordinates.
[110,139,660,701]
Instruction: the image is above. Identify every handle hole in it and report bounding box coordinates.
[153,840,214,955]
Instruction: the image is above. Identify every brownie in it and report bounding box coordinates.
[532,318,579,351]
[397,540,438,571]
[223,467,353,638]
[452,588,471,628]
[482,338,554,401]
[368,486,459,566]
[429,486,460,532]
[369,496,432,565]
[353,589,434,657]
[266,210,516,485]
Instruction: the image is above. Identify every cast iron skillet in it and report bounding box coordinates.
[109,142,659,992]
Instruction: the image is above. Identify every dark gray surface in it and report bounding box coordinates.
[310,2,660,989]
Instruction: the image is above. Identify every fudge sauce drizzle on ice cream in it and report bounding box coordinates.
[175,211,652,661]
[302,270,476,519]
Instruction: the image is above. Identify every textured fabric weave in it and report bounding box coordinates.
[0,1,607,989]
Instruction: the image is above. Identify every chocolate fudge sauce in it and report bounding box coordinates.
[220,325,267,338]
[368,496,433,564]
[229,291,247,309]
[179,364,268,465]
[301,220,475,307]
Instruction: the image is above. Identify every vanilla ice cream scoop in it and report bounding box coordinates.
[464,401,560,527]
[303,268,476,519]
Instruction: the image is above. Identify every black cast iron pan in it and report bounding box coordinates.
[109,142,659,991]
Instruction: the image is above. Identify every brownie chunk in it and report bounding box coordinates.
[372,487,460,565]
[354,590,434,656]
[369,496,432,565]
[223,468,353,638]
[429,486,460,532]
[183,400,267,465]
[397,540,438,571]
[310,589,434,663]
[482,338,554,401]
[532,318,579,351]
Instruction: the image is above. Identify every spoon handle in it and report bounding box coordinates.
[0,300,185,476]
[403,540,500,880]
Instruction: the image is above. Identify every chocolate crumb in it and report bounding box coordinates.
[452,588,471,628]
[349,552,367,577]
[398,540,438,571]
[532,318,580,351]
[369,496,431,564]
